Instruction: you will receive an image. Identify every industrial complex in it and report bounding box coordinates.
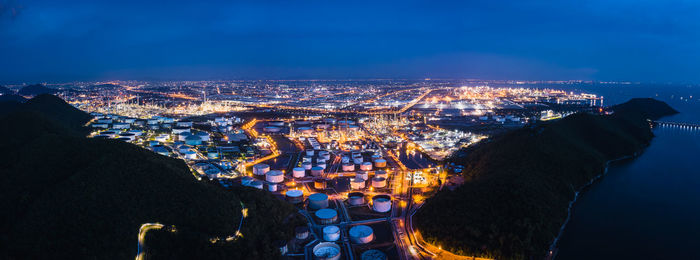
[46,79,605,259]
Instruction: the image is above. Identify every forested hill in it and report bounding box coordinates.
[414,98,677,260]
[0,95,301,259]
[17,84,58,96]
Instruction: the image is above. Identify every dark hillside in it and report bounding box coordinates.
[414,98,677,259]
[0,95,300,259]
[18,84,58,96]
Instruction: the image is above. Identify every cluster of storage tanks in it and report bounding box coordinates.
[247,163,288,192]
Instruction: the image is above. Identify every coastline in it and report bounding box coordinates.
[547,150,643,259]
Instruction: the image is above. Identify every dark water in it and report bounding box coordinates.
[555,84,700,259]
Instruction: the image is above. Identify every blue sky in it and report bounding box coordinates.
[1,0,699,83]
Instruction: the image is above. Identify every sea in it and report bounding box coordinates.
[552,84,700,259]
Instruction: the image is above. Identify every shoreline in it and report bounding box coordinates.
[546,150,642,259]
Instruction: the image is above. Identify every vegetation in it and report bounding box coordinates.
[0,95,301,259]
[17,84,58,96]
[414,98,677,259]
[0,85,14,95]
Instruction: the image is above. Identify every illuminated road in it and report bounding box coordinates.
[135,223,164,260]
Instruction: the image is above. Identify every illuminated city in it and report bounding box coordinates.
[19,79,605,259]
[3,1,700,259]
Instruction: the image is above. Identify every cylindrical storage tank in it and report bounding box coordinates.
[341,156,350,164]
[286,189,304,204]
[374,170,388,179]
[250,180,264,190]
[353,157,364,165]
[292,167,306,178]
[303,156,313,163]
[350,178,366,190]
[361,249,387,260]
[342,163,355,172]
[360,162,373,171]
[306,149,315,156]
[315,208,338,224]
[241,176,254,186]
[183,150,197,160]
[253,164,270,176]
[268,183,278,192]
[374,159,386,168]
[323,225,341,242]
[314,178,327,190]
[299,126,314,134]
[277,240,288,255]
[348,192,365,205]
[302,162,313,170]
[371,154,382,161]
[349,225,374,244]
[295,226,310,240]
[316,163,327,170]
[356,171,369,181]
[321,153,331,161]
[266,170,284,183]
[313,242,341,260]
[372,195,392,213]
[371,177,387,188]
[311,166,324,177]
[263,126,280,133]
[308,193,329,209]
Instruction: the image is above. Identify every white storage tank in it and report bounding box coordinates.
[253,164,270,176]
[196,131,210,142]
[356,171,369,181]
[353,157,364,165]
[371,177,386,188]
[315,208,338,224]
[277,240,288,255]
[374,159,387,168]
[323,225,341,242]
[316,163,327,170]
[371,154,382,161]
[374,170,388,179]
[305,149,315,156]
[263,126,280,133]
[348,192,365,206]
[341,156,350,164]
[313,242,341,260]
[295,226,310,240]
[250,180,264,190]
[302,162,313,170]
[286,189,304,204]
[183,150,197,160]
[350,178,366,190]
[311,166,324,177]
[292,167,306,178]
[342,163,355,172]
[266,170,284,183]
[372,195,392,213]
[349,225,374,244]
[268,183,278,192]
[308,193,329,210]
[360,162,373,171]
[241,176,254,186]
[361,249,387,260]
[298,126,314,134]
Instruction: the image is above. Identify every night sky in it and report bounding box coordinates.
[1,0,699,83]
